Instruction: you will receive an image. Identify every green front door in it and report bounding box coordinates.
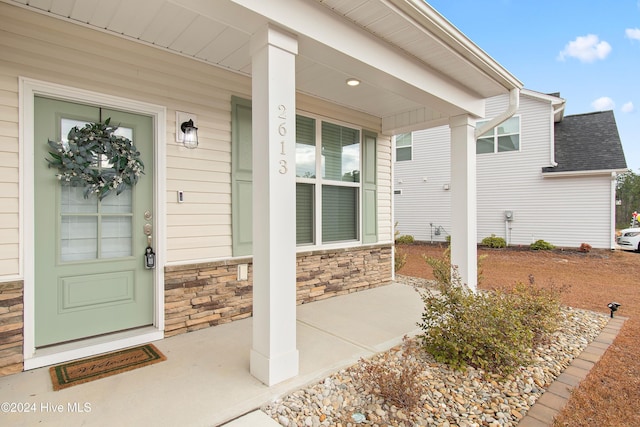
[34,97,155,347]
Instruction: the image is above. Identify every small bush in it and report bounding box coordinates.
[481,234,507,248]
[350,336,425,410]
[423,247,452,286]
[393,222,409,272]
[394,247,407,272]
[507,279,563,343]
[530,239,555,250]
[424,248,488,287]
[395,234,415,244]
[578,243,592,253]
[418,251,562,374]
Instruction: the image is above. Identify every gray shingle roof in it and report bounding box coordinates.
[543,110,627,173]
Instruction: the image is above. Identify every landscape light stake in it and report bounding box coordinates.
[607,302,621,318]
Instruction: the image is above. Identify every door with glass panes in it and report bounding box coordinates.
[34,97,154,347]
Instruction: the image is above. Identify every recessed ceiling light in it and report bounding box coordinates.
[346,78,360,86]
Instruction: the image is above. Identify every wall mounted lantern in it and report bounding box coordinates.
[176,111,198,149]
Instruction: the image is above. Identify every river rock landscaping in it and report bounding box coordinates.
[262,276,609,427]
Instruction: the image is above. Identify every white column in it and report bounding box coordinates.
[249,24,299,386]
[449,115,477,292]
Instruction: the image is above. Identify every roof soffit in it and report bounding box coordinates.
[6,0,522,131]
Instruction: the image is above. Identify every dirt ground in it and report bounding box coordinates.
[396,243,640,427]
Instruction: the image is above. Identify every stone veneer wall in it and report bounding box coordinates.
[0,244,392,376]
[164,244,392,337]
[0,281,24,376]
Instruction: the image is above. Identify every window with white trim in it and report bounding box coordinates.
[296,116,361,244]
[395,133,412,161]
[230,96,377,256]
[476,116,520,154]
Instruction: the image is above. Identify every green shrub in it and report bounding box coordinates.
[394,247,407,272]
[481,234,507,248]
[507,280,562,343]
[395,234,415,244]
[418,252,562,374]
[530,239,555,250]
[423,247,452,286]
[423,248,488,287]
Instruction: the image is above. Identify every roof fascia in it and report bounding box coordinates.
[388,0,522,91]
[521,89,566,122]
[227,0,501,116]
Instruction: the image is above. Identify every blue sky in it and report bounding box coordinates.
[427,0,640,173]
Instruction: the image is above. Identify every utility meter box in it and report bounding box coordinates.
[504,210,514,222]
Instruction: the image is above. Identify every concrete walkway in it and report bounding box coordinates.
[0,282,624,427]
[0,283,424,427]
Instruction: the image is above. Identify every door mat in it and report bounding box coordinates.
[49,344,166,391]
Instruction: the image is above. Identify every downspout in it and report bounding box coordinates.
[610,172,617,250]
[549,102,565,167]
[474,88,520,139]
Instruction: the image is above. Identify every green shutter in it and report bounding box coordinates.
[231,96,253,256]
[362,131,378,244]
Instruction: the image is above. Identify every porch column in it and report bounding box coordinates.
[249,24,299,386]
[449,115,478,291]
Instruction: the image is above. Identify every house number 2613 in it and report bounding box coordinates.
[277,104,288,174]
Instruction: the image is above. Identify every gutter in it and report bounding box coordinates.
[474,88,520,139]
[542,168,629,178]
[388,0,523,91]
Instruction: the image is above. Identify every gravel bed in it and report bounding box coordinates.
[262,276,609,427]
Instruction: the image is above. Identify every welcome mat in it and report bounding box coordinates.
[49,344,166,391]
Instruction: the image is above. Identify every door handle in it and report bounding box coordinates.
[144,223,152,246]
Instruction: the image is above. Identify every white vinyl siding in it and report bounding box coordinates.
[0,3,394,279]
[394,126,451,242]
[395,93,615,249]
[1,3,249,269]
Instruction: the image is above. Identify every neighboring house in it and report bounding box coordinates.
[0,0,522,384]
[394,89,628,250]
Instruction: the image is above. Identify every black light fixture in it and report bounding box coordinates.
[180,119,198,149]
[608,302,620,318]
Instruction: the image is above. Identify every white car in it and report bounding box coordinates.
[617,227,640,252]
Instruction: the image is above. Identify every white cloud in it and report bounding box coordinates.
[558,34,612,62]
[626,28,640,41]
[622,101,635,113]
[591,97,615,111]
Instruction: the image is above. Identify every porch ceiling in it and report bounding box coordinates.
[7,0,522,134]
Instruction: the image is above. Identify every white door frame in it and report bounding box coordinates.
[20,77,167,369]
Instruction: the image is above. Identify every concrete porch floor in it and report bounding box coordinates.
[0,283,425,427]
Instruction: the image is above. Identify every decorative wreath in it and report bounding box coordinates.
[46,118,145,200]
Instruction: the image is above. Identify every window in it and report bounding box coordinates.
[476,116,520,154]
[296,117,362,244]
[230,96,377,255]
[395,133,412,161]
[59,119,134,261]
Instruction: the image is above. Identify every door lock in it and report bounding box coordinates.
[143,222,155,269]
